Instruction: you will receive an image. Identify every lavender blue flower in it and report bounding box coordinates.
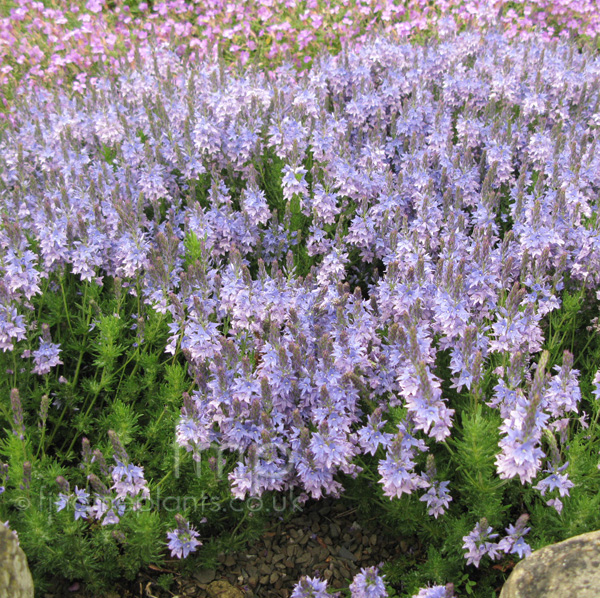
[73,486,90,521]
[55,493,70,512]
[4,248,41,300]
[497,515,532,559]
[358,409,393,456]
[291,576,332,598]
[462,520,500,568]
[534,470,574,498]
[546,498,564,513]
[102,508,122,526]
[495,353,551,484]
[349,566,388,598]
[413,585,455,598]
[0,306,27,352]
[592,369,600,401]
[378,426,428,499]
[166,514,202,559]
[419,480,452,519]
[111,459,150,505]
[31,336,63,375]
[544,352,580,418]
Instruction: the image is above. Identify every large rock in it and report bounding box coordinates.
[500,530,600,598]
[0,524,34,598]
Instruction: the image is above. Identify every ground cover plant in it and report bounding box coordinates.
[2,0,600,112]
[1,6,600,598]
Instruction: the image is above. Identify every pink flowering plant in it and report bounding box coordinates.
[2,14,600,598]
[1,0,600,111]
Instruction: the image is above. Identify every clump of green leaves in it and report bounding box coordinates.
[0,272,250,593]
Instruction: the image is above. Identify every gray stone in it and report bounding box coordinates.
[500,530,600,598]
[194,568,217,584]
[337,546,357,561]
[0,524,34,598]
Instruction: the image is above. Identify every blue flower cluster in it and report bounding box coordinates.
[292,566,387,598]
[54,432,149,526]
[462,515,532,568]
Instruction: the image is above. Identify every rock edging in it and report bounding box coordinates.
[500,530,600,598]
[0,524,34,598]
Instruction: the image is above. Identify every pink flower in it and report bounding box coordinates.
[85,0,104,14]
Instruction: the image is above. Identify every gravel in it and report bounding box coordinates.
[195,499,409,597]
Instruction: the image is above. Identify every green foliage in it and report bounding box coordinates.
[449,408,505,525]
[183,231,207,269]
[0,268,256,593]
[119,511,164,579]
[258,149,286,216]
[101,144,117,166]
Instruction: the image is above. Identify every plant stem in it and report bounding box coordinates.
[114,347,140,397]
[46,402,70,448]
[140,407,167,453]
[72,283,92,389]
[35,276,49,324]
[60,277,74,335]
[230,508,249,538]
[46,285,93,448]
[62,382,103,455]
